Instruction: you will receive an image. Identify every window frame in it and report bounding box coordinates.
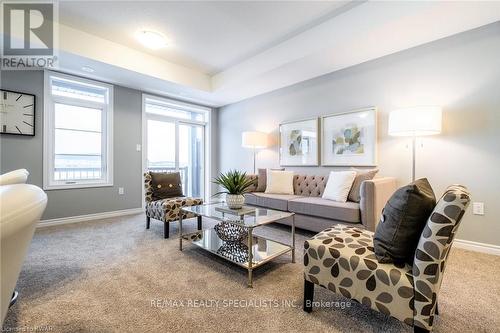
[141,94,211,203]
[43,71,114,190]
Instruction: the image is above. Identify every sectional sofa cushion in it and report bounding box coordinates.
[288,197,360,223]
[265,170,294,195]
[244,193,303,211]
[348,169,379,202]
[322,171,357,202]
[373,178,436,265]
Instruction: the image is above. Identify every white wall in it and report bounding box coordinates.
[218,22,500,246]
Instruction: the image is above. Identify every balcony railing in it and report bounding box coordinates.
[54,167,102,181]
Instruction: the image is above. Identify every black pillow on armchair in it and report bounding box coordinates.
[150,172,184,200]
[373,178,436,265]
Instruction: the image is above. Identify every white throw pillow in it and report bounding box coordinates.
[265,170,294,195]
[322,170,357,202]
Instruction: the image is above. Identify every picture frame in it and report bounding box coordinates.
[279,117,319,166]
[321,107,377,166]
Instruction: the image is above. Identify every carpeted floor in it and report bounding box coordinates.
[3,214,500,333]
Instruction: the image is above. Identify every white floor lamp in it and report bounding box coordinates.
[241,131,268,174]
[388,106,442,182]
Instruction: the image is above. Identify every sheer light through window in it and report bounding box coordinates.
[44,72,113,189]
[144,95,208,198]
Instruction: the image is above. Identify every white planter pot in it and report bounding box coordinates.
[226,194,245,209]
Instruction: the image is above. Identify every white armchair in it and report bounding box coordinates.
[0,170,47,324]
[0,168,29,185]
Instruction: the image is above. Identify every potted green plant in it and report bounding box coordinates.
[213,170,256,209]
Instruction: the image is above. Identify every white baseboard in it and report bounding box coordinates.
[453,238,500,256]
[38,208,144,228]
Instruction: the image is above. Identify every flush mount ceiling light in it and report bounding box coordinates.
[135,30,168,50]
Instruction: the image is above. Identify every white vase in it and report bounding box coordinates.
[226,194,245,209]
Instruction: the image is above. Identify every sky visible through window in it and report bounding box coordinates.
[147,120,192,168]
[54,103,103,180]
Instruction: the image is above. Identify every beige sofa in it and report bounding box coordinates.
[244,174,397,232]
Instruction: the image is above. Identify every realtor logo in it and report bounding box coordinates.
[1,1,58,69]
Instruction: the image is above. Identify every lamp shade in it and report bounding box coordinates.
[242,131,267,148]
[388,106,442,137]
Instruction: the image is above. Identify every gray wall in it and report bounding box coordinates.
[218,22,500,246]
[0,71,216,220]
[1,70,143,219]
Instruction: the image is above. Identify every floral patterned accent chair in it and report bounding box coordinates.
[144,171,203,239]
[303,185,470,333]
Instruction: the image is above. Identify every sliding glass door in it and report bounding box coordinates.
[179,123,204,197]
[144,95,208,199]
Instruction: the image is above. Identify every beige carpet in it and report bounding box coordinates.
[3,214,499,333]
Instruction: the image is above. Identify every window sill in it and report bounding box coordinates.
[43,182,113,191]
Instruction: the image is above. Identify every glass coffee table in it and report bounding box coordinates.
[179,202,295,288]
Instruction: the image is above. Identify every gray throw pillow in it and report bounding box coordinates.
[256,168,284,192]
[373,178,436,265]
[348,168,379,202]
[256,168,267,192]
[150,172,184,200]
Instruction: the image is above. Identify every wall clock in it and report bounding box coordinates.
[0,89,36,136]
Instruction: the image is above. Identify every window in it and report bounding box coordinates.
[142,95,210,199]
[44,72,113,189]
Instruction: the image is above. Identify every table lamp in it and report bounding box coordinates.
[241,131,268,174]
[388,106,442,182]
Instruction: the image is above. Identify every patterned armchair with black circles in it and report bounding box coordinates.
[302,185,471,333]
[144,171,203,239]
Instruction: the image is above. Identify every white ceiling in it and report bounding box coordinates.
[59,1,350,75]
[52,1,500,107]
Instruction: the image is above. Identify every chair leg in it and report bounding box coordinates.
[435,302,439,315]
[10,290,18,307]
[146,216,151,229]
[414,326,430,333]
[197,215,202,230]
[303,279,314,313]
[164,222,170,239]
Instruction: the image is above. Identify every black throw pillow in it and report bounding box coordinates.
[150,172,184,200]
[373,178,436,265]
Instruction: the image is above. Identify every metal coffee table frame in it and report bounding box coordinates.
[179,203,295,288]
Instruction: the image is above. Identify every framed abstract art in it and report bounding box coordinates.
[279,117,319,166]
[321,107,377,166]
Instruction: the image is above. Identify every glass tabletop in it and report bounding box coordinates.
[181,202,293,228]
